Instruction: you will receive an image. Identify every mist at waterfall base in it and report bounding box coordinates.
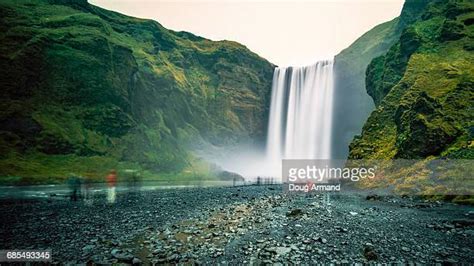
[199,60,336,181]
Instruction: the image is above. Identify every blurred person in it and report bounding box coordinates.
[67,174,81,201]
[106,169,117,204]
[124,169,140,189]
[82,175,93,205]
[124,169,134,198]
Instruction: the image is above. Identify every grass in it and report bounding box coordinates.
[0,150,221,185]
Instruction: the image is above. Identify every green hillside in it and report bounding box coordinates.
[332,0,431,159]
[349,0,474,202]
[0,0,274,183]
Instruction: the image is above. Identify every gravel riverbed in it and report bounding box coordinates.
[1,185,473,264]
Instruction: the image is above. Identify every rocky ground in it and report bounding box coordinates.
[1,185,473,264]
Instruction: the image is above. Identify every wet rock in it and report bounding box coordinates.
[315,237,327,244]
[337,227,348,233]
[167,254,179,262]
[208,223,217,229]
[363,243,378,261]
[453,219,474,228]
[90,255,108,265]
[111,249,134,262]
[286,209,304,217]
[444,224,455,230]
[82,244,95,253]
[275,247,292,256]
[366,194,381,201]
[444,258,458,264]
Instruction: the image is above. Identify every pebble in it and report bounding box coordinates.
[2,186,472,264]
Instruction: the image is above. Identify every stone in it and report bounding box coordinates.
[111,249,134,262]
[363,244,378,261]
[82,245,95,253]
[287,209,304,217]
[167,254,179,262]
[208,223,216,229]
[275,247,292,256]
[316,237,327,244]
[366,194,381,201]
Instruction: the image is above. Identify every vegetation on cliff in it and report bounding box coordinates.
[349,0,474,202]
[0,0,274,183]
[332,0,430,159]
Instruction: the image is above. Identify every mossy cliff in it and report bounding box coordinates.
[0,0,274,183]
[332,0,430,159]
[348,0,474,201]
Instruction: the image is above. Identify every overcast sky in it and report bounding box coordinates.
[90,0,404,66]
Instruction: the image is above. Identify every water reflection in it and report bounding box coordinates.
[82,175,93,206]
[0,178,256,201]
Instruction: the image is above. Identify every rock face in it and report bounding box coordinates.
[0,0,274,181]
[348,0,474,198]
[331,0,431,159]
[350,0,474,160]
[394,92,460,158]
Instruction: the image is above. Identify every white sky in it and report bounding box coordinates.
[90,0,404,66]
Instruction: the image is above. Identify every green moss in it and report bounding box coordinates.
[349,0,474,199]
[0,0,274,184]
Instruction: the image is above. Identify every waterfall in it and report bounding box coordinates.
[266,59,335,171]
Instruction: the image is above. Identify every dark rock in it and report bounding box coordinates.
[315,237,327,244]
[363,244,378,261]
[208,223,217,229]
[286,209,304,217]
[366,194,382,201]
[452,219,474,228]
